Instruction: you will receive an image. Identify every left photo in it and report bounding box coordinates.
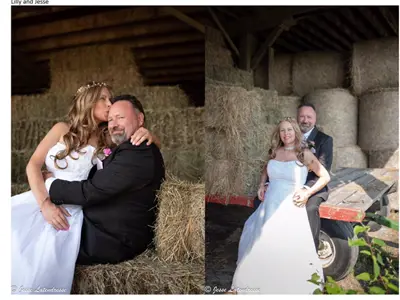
[11,6,205,295]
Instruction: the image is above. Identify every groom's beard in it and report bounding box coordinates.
[299,123,312,133]
[110,128,128,145]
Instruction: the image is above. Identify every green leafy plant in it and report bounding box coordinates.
[309,224,399,294]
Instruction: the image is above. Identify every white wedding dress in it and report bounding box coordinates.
[231,160,324,294]
[11,142,101,294]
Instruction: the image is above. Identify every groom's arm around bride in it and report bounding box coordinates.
[45,96,165,265]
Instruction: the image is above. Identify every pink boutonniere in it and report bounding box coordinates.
[103,148,112,157]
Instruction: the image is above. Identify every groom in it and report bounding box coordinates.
[43,95,165,265]
[294,103,333,255]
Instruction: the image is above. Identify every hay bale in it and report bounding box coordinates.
[12,119,60,150]
[368,148,399,169]
[12,94,71,119]
[205,158,264,197]
[205,41,233,68]
[72,249,204,294]
[292,51,345,97]
[11,183,30,196]
[205,84,277,129]
[205,64,254,89]
[358,88,399,151]
[145,107,204,150]
[351,37,399,95]
[161,146,204,183]
[277,95,301,120]
[273,54,293,95]
[205,85,277,161]
[205,124,273,162]
[12,149,34,183]
[49,44,143,93]
[332,146,368,172]
[303,89,357,147]
[154,177,204,263]
[118,85,190,109]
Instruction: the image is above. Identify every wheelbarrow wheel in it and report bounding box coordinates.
[319,220,359,281]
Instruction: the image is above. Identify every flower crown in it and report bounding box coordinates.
[75,81,108,97]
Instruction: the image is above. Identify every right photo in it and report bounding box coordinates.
[205,6,399,295]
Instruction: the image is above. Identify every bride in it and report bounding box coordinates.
[230,117,330,294]
[11,81,159,294]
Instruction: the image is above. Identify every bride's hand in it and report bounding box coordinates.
[41,200,71,231]
[293,188,310,207]
[257,185,266,201]
[130,127,154,146]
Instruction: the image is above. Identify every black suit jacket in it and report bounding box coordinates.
[49,141,165,265]
[305,127,333,201]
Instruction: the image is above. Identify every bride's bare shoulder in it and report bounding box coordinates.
[51,122,69,142]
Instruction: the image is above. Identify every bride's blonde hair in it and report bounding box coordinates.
[53,81,114,169]
[268,117,305,164]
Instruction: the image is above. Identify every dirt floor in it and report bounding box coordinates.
[205,201,399,295]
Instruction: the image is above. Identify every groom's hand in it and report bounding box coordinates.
[42,170,54,181]
[41,200,71,231]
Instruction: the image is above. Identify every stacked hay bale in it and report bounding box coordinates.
[272,54,293,95]
[351,37,399,96]
[255,54,293,95]
[278,95,301,119]
[144,107,205,182]
[72,176,205,294]
[303,89,367,171]
[205,82,278,199]
[358,88,399,169]
[351,38,399,169]
[49,44,144,94]
[205,27,253,90]
[293,51,345,97]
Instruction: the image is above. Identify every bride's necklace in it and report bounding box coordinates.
[284,146,295,151]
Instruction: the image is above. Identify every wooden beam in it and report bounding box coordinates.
[239,32,256,71]
[227,6,322,35]
[357,7,389,37]
[12,6,75,20]
[208,7,239,57]
[30,31,203,61]
[139,55,204,69]
[159,7,205,33]
[215,7,240,20]
[274,37,302,53]
[322,12,364,42]
[17,19,191,53]
[378,7,398,35]
[142,65,204,77]
[145,73,204,85]
[250,19,295,70]
[265,47,274,90]
[13,7,205,42]
[338,8,373,40]
[299,21,344,51]
[289,27,327,51]
[133,43,204,60]
[306,16,352,50]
